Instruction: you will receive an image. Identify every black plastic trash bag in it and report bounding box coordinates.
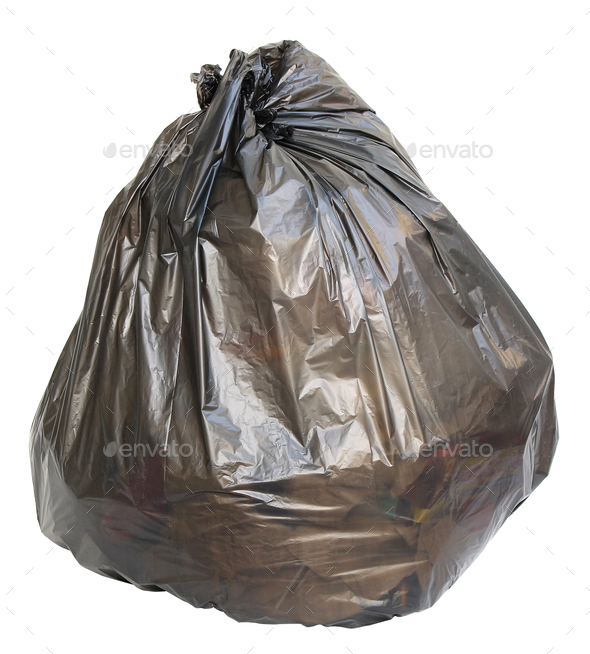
[30,39,558,627]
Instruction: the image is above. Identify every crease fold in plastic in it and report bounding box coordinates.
[30,39,558,627]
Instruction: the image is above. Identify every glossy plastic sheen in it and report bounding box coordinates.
[30,39,558,627]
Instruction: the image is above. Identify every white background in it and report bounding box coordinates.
[1,1,589,653]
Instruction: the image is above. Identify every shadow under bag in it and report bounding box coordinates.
[30,39,558,627]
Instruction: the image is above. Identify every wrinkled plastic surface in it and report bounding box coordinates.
[30,39,558,627]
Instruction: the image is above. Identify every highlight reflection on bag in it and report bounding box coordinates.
[30,39,558,627]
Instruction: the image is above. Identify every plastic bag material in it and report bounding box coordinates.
[30,39,558,627]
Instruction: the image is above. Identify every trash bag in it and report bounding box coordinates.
[30,39,558,627]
